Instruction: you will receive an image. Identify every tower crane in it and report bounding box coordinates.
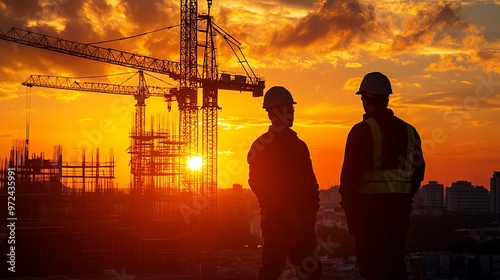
[0,2,264,194]
[22,71,176,194]
[0,0,265,251]
[198,1,263,204]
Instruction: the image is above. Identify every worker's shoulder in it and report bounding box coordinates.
[392,115,419,131]
[250,130,272,145]
[349,119,371,136]
[294,135,310,148]
[248,131,276,156]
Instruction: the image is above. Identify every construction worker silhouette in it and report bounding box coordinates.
[340,72,425,280]
[248,86,322,280]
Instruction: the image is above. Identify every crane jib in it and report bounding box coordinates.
[0,27,264,93]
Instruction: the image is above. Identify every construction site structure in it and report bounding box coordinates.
[129,116,186,195]
[21,72,192,197]
[2,141,116,195]
[0,142,196,275]
[0,0,264,276]
[22,71,178,196]
[18,71,213,275]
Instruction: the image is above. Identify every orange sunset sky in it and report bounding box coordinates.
[1,0,499,190]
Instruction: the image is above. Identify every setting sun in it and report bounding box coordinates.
[187,155,203,171]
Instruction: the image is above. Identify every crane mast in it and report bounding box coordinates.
[179,0,200,194]
[200,0,218,249]
[132,72,148,194]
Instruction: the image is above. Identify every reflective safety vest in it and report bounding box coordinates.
[358,117,416,194]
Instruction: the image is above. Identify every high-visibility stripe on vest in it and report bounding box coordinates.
[358,117,416,194]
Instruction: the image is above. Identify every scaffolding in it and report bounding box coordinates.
[0,139,195,276]
[129,115,186,195]
[0,141,115,195]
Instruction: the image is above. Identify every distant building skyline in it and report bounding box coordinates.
[413,181,445,215]
[446,180,489,213]
[418,181,445,208]
[317,186,347,229]
[490,172,500,214]
[323,172,500,216]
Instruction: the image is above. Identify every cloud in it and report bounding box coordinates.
[473,48,500,72]
[219,116,269,130]
[272,0,316,9]
[342,77,362,92]
[390,2,477,53]
[470,120,494,126]
[0,129,15,138]
[394,91,465,110]
[269,0,387,50]
[123,0,177,29]
[345,61,363,68]
[0,80,20,100]
[0,91,18,100]
[294,118,353,129]
[219,114,352,130]
[425,55,468,72]
[219,0,314,15]
[26,87,87,102]
[395,84,500,112]
[240,0,496,72]
[0,0,496,91]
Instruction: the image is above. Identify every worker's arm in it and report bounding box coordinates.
[339,123,370,210]
[339,123,371,235]
[302,141,320,213]
[247,141,286,215]
[410,129,425,198]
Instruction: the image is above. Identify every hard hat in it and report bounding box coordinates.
[356,72,393,95]
[262,86,297,109]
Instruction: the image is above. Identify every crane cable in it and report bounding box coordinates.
[119,72,138,85]
[88,24,180,45]
[143,72,176,87]
[61,71,138,80]
[40,71,175,88]
[25,86,32,149]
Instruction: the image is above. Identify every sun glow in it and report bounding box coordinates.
[187,156,203,171]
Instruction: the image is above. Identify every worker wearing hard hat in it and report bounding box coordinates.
[339,72,426,280]
[247,86,322,280]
